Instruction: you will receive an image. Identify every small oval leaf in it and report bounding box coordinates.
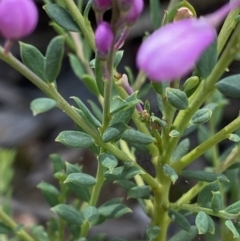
[99,153,118,172]
[191,109,212,125]
[45,36,65,82]
[166,87,188,110]
[163,164,178,184]
[55,131,95,148]
[30,98,56,116]
[44,4,80,32]
[216,74,240,98]
[52,204,84,225]
[168,210,191,232]
[64,173,96,187]
[195,211,209,234]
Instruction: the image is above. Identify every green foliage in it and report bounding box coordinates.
[163,164,178,184]
[102,123,127,142]
[55,131,95,148]
[168,210,191,232]
[99,153,118,172]
[30,98,56,115]
[44,4,80,31]
[166,87,188,110]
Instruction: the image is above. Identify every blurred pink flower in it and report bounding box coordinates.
[137,0,240,81]
[0,0,38,40]
[125,0,144,25]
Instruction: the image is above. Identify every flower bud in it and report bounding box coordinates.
[137,0,240,82]
[0,0,38,40]
[93,0,112,12]
[95,22,114,59]
[174,7,195,22]
[125,0,144,25]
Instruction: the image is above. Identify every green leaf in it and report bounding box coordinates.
[168,226,198,241]
[64,173,96,187]
[216,74,240,98]
[149,0,161,30]
[45,36,65,82]
[196,40,217,78]
[110,95,142,115]
[0,222,12,234]
[66,162,81,174]
[55,131,95,148]
[146,226,161,241]
[102,123,127,142]
[225,200,240,214]
[166,87,188,110]
[71,96,101,127]
[195,211,209,234]
[84,0,93,17]
[110,93,137,125]
[172,138,190,162]
[211,191,222,213]
[69,53,84,78]
[114,180,136,190]
[127,186,151,199]
[99,153,118,172]
[32,225,50,241]
[98,203,132,219]
[84,206,99,223]
[206,214,215,234]
[169,130,180,137]
[44,4,80,32]
[30,98,56,116]
[181,170,228,183]
[122,129,155,145]
[114,51,124,68]
[182,76,199,92]
[190,109,212,125]
[50,154,65,173]
[152,82,163,95]
[105,164,144,180]
[228,133,240,142]
[163,164,178,184]
[20,42,46,81]
[52,204,84,225]
[37,182,59,207]
[168,210,191,232]
[197,181,220,208]
[82,74,99,96]
[225,220,240,238]
[67,183,90,202]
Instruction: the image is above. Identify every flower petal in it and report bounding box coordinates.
[137,19,216,81]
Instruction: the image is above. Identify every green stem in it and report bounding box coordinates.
[0,46,157,190]
[0,208,36,241]
[172,115,240,171]
[62,0,95,51]
[80,163,105,237]
[167,203,240,220]
[217,7,240,55]
[163,22,240,165]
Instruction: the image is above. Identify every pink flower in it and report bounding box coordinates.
[95,22,114,59]
[136,0,240,81]
[0,0,38,40]
[93,0,112,12]
[125,0,144,25]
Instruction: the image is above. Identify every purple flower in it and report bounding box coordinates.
[0,0,38,40]
[93,0,112,12]
[95,22,114,59]
[136,0,240,81]
[125,0,144,25]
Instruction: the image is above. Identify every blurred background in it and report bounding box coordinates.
[0,0,238,240]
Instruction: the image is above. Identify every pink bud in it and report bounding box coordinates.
[95,22,114,59]
[93,0,112,12]
[0,0,38,40]
[137,0,240,82]
[125,0,144,25]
